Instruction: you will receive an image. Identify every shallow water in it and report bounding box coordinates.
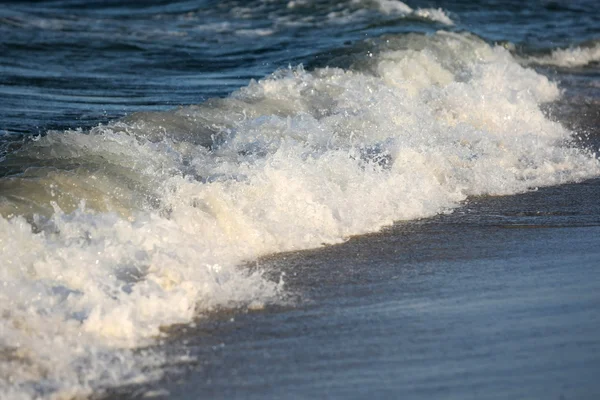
[1,1,600,398]
[107,179,600,399]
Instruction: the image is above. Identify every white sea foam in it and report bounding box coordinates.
[236,28,275,37]
[262,0,453,28]
[1,31,599,399]
[412,8,454,25]
[366,0,453,25]
[524,42,600,68]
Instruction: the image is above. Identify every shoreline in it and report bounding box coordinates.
[99,177,600,399]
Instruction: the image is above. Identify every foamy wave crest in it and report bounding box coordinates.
[524,42,600,68]
[286,0,453,26]
[2,31,599,398]
[367,0,453,25]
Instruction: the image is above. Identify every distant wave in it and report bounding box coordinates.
[368,0,454,25]
[522,41,600,68]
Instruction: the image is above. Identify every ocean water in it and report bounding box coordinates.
[1,1,599,399]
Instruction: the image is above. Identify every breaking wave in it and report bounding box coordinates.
[1,31,599,399]
[523,41,600,68]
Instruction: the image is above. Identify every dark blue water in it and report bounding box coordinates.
[1,1,600,399]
